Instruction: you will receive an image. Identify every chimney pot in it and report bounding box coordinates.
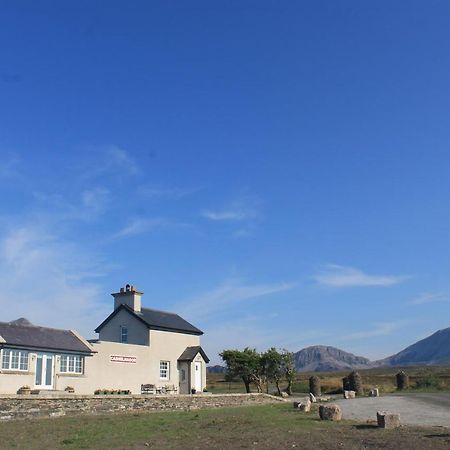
[126,284,130,292]
[120,287,124,293]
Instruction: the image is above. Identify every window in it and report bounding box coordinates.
[1,349,29,371]
[160,361,170,380]
[60,355,83,374]
[120,326,128,343]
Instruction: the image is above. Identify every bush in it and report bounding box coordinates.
[414,376,441,390]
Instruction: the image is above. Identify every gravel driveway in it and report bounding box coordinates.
[334,393,450,427]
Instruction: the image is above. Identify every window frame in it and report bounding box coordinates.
[1,348,29,371]
[120,325,128,343]
[159,360,170,380]
[60,355,84,374]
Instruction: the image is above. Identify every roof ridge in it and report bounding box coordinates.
[140,306,180,316]
[0,321,73,333]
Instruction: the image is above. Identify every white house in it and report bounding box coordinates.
[0,285,209,395]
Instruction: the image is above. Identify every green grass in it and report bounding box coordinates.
[207,366,450,395]
[0,404,332,449]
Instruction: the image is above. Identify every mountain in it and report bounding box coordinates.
[207,365,227,374]
[378,326,450,367]
[293,345,373,372]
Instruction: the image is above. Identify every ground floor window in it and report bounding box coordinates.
[60,355,84,374]
[160,361,170,380]
[1,349,29,371]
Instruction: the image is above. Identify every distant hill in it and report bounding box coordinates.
[207,327,450,375]
[293,345,373,372]
[377,326,450,367]
[207,365,226,374]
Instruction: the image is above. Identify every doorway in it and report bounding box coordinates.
[34,354,54,389]
[194,361,202,392]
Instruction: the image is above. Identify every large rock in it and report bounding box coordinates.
[294,398,311,412]
[319,404,342,421]
[369,388,379,397]
[343,390,356,399]
[309,393,317,403]
[377,411,400,429]
[298,398,311,412]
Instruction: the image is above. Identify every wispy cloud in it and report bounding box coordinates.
[339,321,401,341]
[32,187,110,222]
[202,210,249,221]
[112,218,168,238]
[411,291,450,305]
[175,278,295,321]
[137,185,200,199]
[201,196,260,223]
[0,224,109,337]
[313,264,408,287]
[81,146,140,181]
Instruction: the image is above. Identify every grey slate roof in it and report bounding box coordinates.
[0,321,94,354]
[95,304,203,336]
[178,345,210,363]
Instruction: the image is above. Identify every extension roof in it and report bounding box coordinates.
[178,345,210,363]
[95,304,203,336]
[0,320,94,354]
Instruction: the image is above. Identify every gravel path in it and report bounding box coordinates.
[334,393,450,427]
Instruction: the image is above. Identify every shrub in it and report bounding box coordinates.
[414,376,441,390]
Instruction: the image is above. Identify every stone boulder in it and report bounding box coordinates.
[293,398,311,412]
[377,411,400,429]
[319,404,342,421]
[309,393,317,403]
[343,390,356,399]
[369,388,379,397]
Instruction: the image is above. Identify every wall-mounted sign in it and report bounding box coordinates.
[110,355,137,364]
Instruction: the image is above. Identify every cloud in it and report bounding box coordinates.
[175,279,295,321]
[201,197,260,222]
[411,291,450,305]
[32,187,110,222]
[313,264,408,287]
[0,224,109,337]
[81,146,140,181]
[339,321,401,341]
[112,218,167,238]
[106,146,139,174]
[202,210,249,221]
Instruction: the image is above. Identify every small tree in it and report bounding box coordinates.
[261,348,284,396]
[220,348,262,393]
[281,350,295,395]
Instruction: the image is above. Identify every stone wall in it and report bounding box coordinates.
[0,393,282,421]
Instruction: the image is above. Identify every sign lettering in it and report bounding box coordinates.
[110,355,137,364]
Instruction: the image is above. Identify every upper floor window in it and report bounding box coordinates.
[160,361,170,380]
[1,349,29,371]
[120,326,128,343]
[60,355,83,374]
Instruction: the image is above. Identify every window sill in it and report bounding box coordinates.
[0,370,31,375]
[57,373,85,378]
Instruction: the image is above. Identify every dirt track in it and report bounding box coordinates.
[334,393,450,427]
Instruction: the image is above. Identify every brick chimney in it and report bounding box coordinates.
[112,284,143,312]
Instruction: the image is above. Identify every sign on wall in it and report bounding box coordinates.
[110,355,137,364]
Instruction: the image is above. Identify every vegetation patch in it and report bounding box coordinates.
[1,403,449,449]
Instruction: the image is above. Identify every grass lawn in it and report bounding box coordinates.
[1,403,449,450]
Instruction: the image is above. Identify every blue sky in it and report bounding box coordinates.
[1,1,450,364]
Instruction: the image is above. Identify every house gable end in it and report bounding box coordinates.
[94,304,149,333]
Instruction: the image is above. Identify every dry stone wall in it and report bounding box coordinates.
[0,393,282,421]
